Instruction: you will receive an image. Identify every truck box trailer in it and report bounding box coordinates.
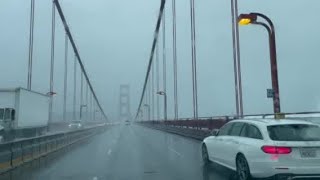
[0,88,49,140]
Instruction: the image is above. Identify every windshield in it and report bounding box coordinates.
[267,124,320,141]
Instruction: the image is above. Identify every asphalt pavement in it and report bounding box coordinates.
[1,124,236,180]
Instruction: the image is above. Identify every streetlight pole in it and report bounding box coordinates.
[157,91,167,121]
[190,0,199,120]
[86,83,88,120]
[80,104,87,120]
[162,6,167,121]
[156,42,160,121]
[230,0,239,117]
[138,109,143,121]
[63,33,68,122]
[238,13,281,117]
[144,104,151,121]
[27,0,35,90]
[73,55,77,120]
[80,73,83,119]
[172,0,179,120]
[234,0,244,117]
[48,2,55,131]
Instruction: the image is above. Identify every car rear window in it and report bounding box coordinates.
[267,124,320,141]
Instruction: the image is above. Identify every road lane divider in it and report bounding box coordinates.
[168,147,182,157]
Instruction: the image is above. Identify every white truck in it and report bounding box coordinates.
[0,88,50,141]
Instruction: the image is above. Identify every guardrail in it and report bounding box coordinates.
[158,111,320,122]
[140,119,228,130]
[140,123,210,140]
[139,112,320,141]
[0,124,108,174]
[137,119,228,141]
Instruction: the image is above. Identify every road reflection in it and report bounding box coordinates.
[1,139,91,180]
[202,163,237,180]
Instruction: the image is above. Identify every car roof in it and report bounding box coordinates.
[232,118,316,126]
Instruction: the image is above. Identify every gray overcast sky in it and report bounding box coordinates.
[0,0,320,120]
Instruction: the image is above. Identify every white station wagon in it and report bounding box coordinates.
[202,119,320,180]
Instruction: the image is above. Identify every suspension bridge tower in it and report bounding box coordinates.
[119,84,131,121]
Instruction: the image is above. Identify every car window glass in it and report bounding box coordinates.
[11,109,15,120]
[218,123,233,136]
[0,109,4,120]
[268,124,320,141]
[240,124,248,137]
[229,122,244,136]
[240,124,263,139]
[247,125,263,139]
[4,109,11,120]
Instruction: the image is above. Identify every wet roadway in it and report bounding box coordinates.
[1,124,237,180]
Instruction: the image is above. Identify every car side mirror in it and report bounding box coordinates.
[210,129,219,136]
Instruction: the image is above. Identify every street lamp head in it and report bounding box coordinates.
[46,91,57,96]
[238,13,257,25]
[156,91,165,95]
[143,104,149,107]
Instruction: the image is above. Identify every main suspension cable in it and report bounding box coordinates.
[135,0,167,120]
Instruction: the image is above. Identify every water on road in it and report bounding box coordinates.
[1,125,236,180]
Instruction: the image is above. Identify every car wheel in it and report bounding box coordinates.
[202,144,210,165]
[236,154,251,180]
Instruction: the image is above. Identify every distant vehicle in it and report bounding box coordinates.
[125,120,130,125]
[202,119,320,180]
[68,120,83,129]
[0,88,49,140]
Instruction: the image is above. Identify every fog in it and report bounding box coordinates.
[0,0,319,121]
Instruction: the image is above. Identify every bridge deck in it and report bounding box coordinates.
[2,125,235,180]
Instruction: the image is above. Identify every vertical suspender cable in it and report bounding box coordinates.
[48,1,55,129]
[190,0,198,120]
[63,33,68,122]
[234,0,244,117]
[27,0,35,90]
[172,0,178,120]
[230,0,240,117]
[73,55,77,120]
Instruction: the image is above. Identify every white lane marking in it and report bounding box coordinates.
[107,149,112,155]
[168,147,183,157]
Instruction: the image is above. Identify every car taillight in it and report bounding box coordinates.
[261,146,292,154]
